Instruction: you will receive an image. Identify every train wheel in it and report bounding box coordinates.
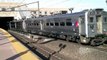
[72,37,76,42]
[80,36,90,44]
[90,39,96,46]
[66,36,71,42]
[71,37,76,42]
[76,39,81,44]
[59,35,66,39]
[90,38,103,46]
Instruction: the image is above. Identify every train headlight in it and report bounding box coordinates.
[72,23,74,26]
[91,30,94,32]
[83,39,87,43]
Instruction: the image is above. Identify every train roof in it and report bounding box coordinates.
[26,11,86,21]
[25,10,88,21]
[41,11,86,18]
[37,8,105,19]
[25,8,104,21]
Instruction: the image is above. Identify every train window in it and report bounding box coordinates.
[37,23,39,26]
[45,11,47,14]
[50,23,54,26]
[80,17,84,24]
[34,23,36,26]
[81,20,84,24]
[46,23,49,26]
[90,25,94,29]
[66,22,72,26]
[96,15,101,22]
[104,17,107,22]
[2,8,6,11]
[55,22,59,26]
[30,23,32,25]
[28,24,30,26]
[90,17,93,22]
[32,23,34,25]
[40,11,41,13]
[29,24,31,26]
[60,22,65,26]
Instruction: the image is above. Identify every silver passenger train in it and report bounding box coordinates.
[9,9,107,45]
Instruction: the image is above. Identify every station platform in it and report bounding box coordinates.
[0,28,40,60]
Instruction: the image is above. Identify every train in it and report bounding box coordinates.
[9,8,107,46]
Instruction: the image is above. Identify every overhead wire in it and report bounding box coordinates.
[0,0,83,18]
[41,0,70,8]
[41,0,83,9]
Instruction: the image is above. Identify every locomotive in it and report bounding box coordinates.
[9,9,107,46]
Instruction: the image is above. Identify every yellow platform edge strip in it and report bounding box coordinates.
[0,29,39,60]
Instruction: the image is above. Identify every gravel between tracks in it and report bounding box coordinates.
[39,39,107,60]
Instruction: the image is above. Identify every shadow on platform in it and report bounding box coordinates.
[0,36,12,40]
[6,50,29,60]
[0,39,17,46]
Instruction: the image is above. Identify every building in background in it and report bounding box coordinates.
[0,2,32,20]
[29,8,69,17]
[0,2,69,19]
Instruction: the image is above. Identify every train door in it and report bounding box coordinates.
[79,16,85,35]
[96,15,102,34]
[22,20,27,32]
[103,16,107,34]
[87,16,96,37]
[40,20,44,31]
[79,16,91,44]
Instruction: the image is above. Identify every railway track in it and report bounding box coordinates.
[8,30,107,60]
[8,30,71,60]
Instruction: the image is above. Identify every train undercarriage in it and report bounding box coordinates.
[34,31,107,46]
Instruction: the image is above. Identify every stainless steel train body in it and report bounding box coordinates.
[9,9,107,45]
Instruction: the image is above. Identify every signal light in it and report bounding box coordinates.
[75,21,79,27]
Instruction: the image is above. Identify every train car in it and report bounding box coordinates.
[9,21,16,30]
[9,9,107,46]
[34,9,107,45]
[9,19,27,32]
[96,9,107,34]
[25,18,43,34]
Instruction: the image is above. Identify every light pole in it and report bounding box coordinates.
[37,1,40,17]
[69,8,74,13]
[106,0,107,3]
[7,1,40,17]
